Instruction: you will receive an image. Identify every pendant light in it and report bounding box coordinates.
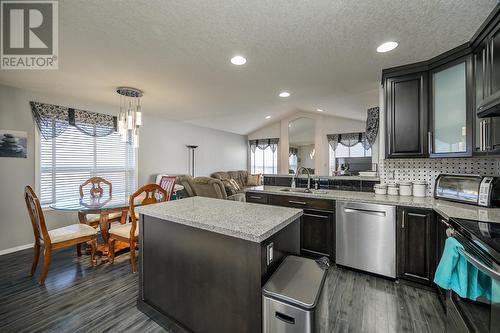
[117,87,143,147]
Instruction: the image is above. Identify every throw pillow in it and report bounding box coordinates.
[229,179,241,191]
[221,180,237,196]
[247,174,261,186]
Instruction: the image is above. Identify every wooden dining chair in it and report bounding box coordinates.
[25,186,97,285]
[158,175,177,201]
[78,177,123,227]
[108,184,168,272]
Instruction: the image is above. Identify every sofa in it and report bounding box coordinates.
[176,175,245,201]
[210,170,259,197]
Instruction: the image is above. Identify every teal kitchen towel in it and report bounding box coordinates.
[434,237,491,301]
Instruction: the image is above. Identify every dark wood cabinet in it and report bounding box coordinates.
[245,192,268,204]
[261,193,335,260]
[385,72,429,158]
[300,210,335,259]
[474,24,500,154]
[429,56,473,157]
[397,207,436,286]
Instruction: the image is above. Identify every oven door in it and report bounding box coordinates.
[447,240,500,333]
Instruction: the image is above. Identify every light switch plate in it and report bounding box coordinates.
[266,242,274,266]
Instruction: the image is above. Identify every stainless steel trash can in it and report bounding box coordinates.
[262,255,328,333]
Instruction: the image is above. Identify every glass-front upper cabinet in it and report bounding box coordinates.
[430,57,472,157]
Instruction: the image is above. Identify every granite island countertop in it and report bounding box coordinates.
[135,196,303,243]
[246,186,500,224]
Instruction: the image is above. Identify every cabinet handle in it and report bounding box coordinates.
[440,219,450,228]
[344,208,386,217]
[402,211,405,229]
[491,39,494,95]
[428,131,433,154]
[303,213,329,219]
[288,200,307,205]
[249,195,262,199]
[480,120,484,151]
[485,119,491,150]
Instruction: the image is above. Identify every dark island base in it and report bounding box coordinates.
[138,215,300,333]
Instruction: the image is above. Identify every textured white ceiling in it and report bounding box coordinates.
[0,0,497,134]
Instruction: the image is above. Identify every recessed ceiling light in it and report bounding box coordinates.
[265,115,271,119]
[316,108,324,112]
[376,41,398,53]
[279,91,290,98]
[230,55,247,65]
[288,124,291,127]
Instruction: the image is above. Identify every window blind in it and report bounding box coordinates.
[39,125,136,206]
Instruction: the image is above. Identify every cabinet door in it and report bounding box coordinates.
[490,26,500,96]
[300,210,334,259]
[475,44,487,152]
[430,57,472,157]
[385,72,428,158]
[397,208,436,285]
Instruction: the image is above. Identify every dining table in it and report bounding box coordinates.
[50,193,138,260]
[50,184,185,261]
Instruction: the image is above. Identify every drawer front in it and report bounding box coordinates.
[245,192,268,204]
[269,194,334,212]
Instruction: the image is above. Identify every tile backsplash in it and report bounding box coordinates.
[380,157,500,196]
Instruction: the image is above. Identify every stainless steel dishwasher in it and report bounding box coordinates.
[336,201,396,278]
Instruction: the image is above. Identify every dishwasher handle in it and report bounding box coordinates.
[343,207,386,217]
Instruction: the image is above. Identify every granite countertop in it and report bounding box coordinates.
[135,196,303,243]
[246,186,500,224]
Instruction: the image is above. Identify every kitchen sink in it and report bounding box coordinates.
[280,188,328,194]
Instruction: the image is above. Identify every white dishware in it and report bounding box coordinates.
[359,171,378,177]
[374,183,387,195]
[412,181,427,197]
[399,182,413,196]
[387,184,399,196]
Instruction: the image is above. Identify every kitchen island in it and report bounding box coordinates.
[135,196,303,333]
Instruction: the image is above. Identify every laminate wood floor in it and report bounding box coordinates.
[0,247,445,333]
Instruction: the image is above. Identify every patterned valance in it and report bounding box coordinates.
[249,138,279,153]
[30,101,117,139]
[327,132,371,151]
[289,147,298,156]
[365,106,379,145]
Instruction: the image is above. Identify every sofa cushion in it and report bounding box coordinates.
[211,171,230,181]
[221,179,237,196]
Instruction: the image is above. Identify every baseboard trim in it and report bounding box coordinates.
[0,243,33,256]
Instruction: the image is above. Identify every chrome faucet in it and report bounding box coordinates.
[295,167,312,193]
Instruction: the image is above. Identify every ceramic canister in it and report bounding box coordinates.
[374,183,387,195]
[412,181,427,197]
[399,182,413,196]
[387,184,399,196]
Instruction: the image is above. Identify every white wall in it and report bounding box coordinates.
[0,84,247,252]
[138,114,247,184]
[248,111,368,175]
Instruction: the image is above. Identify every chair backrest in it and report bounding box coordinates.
[79,177,112,198]
[129,184,169,238]
[24,186,51,244]
[158,175,177,201]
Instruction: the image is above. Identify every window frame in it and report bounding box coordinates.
[35,125,138,210]
[329,142,372,175]
[250,145,278,175]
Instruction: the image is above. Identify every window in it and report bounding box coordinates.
[250,146,278,174]
[329,142,371,175]
[39,126,136,206]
